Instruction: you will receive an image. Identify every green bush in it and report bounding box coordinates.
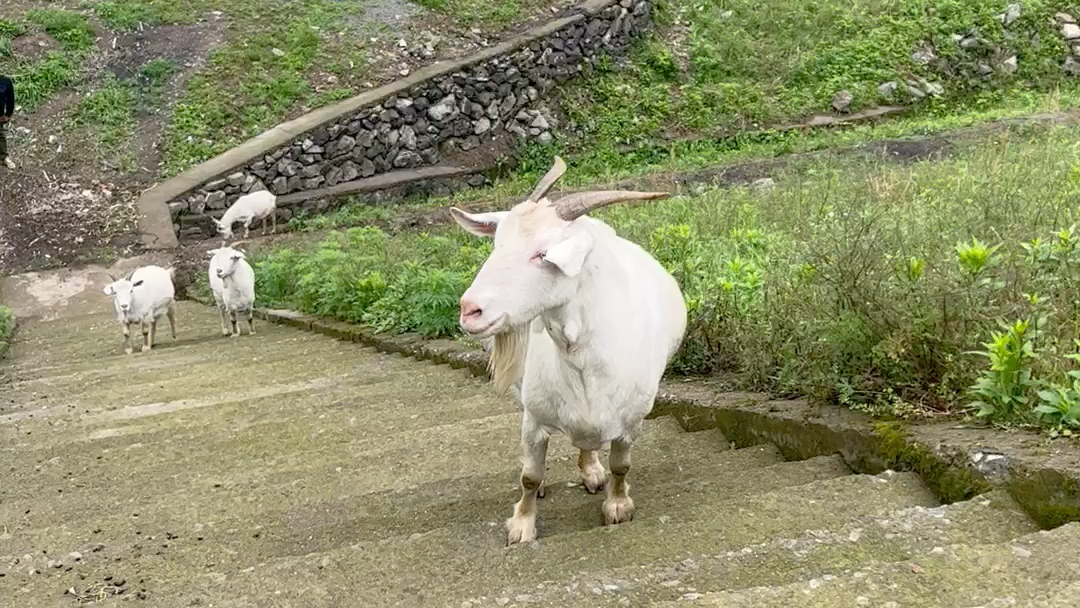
[0,305,13,356]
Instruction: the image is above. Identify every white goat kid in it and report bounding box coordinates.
[450,156,687,545]
[213,190,277,240]
[208,246,256,336]
[103,265,177,354]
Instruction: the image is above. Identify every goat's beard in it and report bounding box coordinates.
[488,324,529,396]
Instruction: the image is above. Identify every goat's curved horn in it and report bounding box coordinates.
[526,156,567,202]
[553,190,671,221]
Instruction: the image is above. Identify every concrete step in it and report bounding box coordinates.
[0,414,754,546]
[164,472,930,607]
[453,488,1040,607]
[0,451,860,607]
[664,522,1080,608]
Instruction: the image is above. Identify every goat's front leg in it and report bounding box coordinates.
[141,321,152,352]
[603,438,634,525]
[149,319,158,349]
[243,219,251,239]
[122,321,133,355]
[507,416,548,545]
[270,211,277,234]
[261,215,268,236]
[246,309,256,335]
[578,448,606,494]
[217,305,230,336]
[230,310,240,337]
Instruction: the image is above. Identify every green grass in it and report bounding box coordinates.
[540,0,1080,178]
[72,59,177,170]
[0,10,96,112]
[242,123,1080,431]
[0,305,13,357]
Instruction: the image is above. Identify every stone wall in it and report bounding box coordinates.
[169,0,654,241]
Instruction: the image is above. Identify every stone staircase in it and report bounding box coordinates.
[1,300,1078,607]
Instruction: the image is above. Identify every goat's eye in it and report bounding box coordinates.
[531,251,546,262]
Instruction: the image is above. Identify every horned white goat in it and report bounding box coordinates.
[449,156,687,545]
[103,265,177,354]
[213,190,277,240]
[207,245,256,336]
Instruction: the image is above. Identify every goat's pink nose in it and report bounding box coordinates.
[460,298,482,319]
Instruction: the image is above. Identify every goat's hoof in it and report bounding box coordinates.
[580,466,607,494]
[124,347,133,355]
[505,515,537,545]
[537,485,546,499]
[602,496,635,526]
[141,345,151,353]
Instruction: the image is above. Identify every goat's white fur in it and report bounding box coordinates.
[450,159,687,545]
[102,265,177,354]
[207,246,256,337]
[214,190,277,240]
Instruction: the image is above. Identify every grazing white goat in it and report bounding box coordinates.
[103,265,177,354]
[449,156,687,545]
[208,245,257,337]
[213,190,277,240]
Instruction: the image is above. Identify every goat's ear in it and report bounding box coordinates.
[103,283,116,296]
[449,207,506,238]
[542,230,594,277]
[132,280,144,287]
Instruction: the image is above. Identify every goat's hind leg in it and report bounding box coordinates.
[122,322,133,355]
[141,320,152,352]
[166,302,177,340]
[602,438,635,525]
[506,415,548,545]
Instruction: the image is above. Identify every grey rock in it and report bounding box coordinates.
[227,172,245,187]
[537,131,553,145]
[906,83,927,99]
[168,201,187,217]
[924,82,944,96]
[977,62,993,77]
[359,158,376,177]
[877,81,898,97]
[1002,3,1020,26]
[310,127,330,145]
[277,160,297,177]
[461,135,480,151]
[242,174,258,192]
[301,165,322,178]
[831,89,853,113]
[205,178,227,191]
[272,176,288,194]
[531,114,550,129]
[336,135,357,155]
[307,145,324,155]
[959,36,978,49]
[529,127,542,136]
[347,120,363,134]
[325,167,343,186]
[1057,12,1076,24]
[751,177,776,191]
[301,138,317,152]
[286,176,303,192]
[394,150,422,168]
[499,92,518,116]
[1064,23,1080,40]
[474,117,492,134]
[341,161,359,182]
[356,130,375,147]
[467,174,487,187]
[395,97,413,110]
[303,177,325,189]
[299,154,316,164]
[487,101,500,119]
[911,48,936,65]
[1001,55,1018,74]
[1065,56,1080,75]
[249,179,267,193]
[206,191,227,210]
[400,126,417,149]
[428,94,458,121]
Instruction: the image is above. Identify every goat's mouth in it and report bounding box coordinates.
[460,313,507,339]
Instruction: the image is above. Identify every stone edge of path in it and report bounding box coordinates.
[185,293,1080,531]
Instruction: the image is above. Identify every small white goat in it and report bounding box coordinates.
[208,245,256,336]
[450,156,687,545]
[213,190,277,240]
[103,265,177,354]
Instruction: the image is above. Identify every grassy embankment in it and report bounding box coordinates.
[217,124,1080,434]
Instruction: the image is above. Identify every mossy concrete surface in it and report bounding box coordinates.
[0,265,1074,606]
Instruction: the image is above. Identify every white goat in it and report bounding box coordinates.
[449,156,687,545]
[213,190,277,240]
[103,265,177,354]
[208,245,256,336]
